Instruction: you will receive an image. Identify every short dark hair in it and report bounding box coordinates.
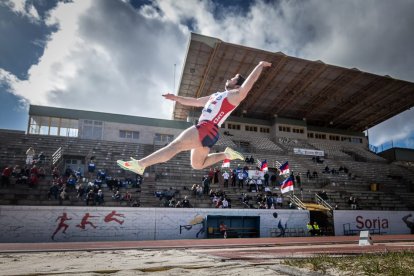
[236,75,245,86]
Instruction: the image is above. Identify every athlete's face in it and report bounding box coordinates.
[225,74,240,90]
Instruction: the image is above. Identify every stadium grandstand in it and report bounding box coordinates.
[1,33,414,239]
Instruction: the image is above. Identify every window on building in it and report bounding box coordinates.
[245,125,258,132]
[293,128,304,134]
[228,123,241,130]
[308,132,314,138]
[278,125,291,132]
[315,133,326,139]
[82,120,102,140]
[260,127,270,133]
[119,130,140,139]
[329,135,340,141]
[351,137,363,144]
[29,116,79,137]
[154,133,174,143]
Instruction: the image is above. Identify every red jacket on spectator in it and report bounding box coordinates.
[2,167,12,177]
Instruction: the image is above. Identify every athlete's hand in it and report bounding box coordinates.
[162,93,176,101]
[259,61,272,67]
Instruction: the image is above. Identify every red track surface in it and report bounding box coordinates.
[1,235,414,259]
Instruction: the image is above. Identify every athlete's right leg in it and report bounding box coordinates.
[140,126,202,167]
[117,126,203,174]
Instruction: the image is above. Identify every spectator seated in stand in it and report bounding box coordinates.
[168,197,176,207]
[67,174,77,187]
[196,184,203,198]
[247,178,256,192]
[95,189,105,205]
[131,200,140,207]
[240,193,254,208]
[76,182,86,200]
[215,197,223,208]
[154,188,179,201]
[86,189,95,206]
[28,173,38,188]
[52,166,60,179]
[37,152,46,164]
[191,184,197,196]
[94,176,103,188]
[64,166,73,178]
[348,196,358,209]
[112,190,122,202]
[74,167,82,180]
[97,169,106,181]
[181,196,191,208]
[312,156,324,163]
[58,186,69,205]
[122,191,132,205]
[47,181,60,200]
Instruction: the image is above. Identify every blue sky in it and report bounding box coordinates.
[0,0,413,149]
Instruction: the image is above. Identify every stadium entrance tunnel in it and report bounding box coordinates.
[206,215,260,238]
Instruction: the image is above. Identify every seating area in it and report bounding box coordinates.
[1,129,414,212]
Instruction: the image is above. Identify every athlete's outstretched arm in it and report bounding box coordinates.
[230,61,272,103]
[162,93,210,107]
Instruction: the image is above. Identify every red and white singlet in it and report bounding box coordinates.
[198,91,236,127]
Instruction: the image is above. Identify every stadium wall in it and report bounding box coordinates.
[0,206,309,243]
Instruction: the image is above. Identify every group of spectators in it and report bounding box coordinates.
[240,192,297,210]
[154,188,191,208]
[45,156,141,207]
[1,163,46,188]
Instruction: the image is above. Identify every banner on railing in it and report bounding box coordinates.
[293,148,324,156]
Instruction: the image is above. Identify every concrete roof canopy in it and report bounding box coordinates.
[175,33,414,132]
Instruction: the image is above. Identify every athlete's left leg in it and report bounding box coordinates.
[191,147,227,170]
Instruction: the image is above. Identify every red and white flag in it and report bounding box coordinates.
[222,159,230,168]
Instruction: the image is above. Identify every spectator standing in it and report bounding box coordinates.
[237,171,244,188]
[219,221,228,239]
[276,194,283,208]
[222,170,229,188]
[222,197,229,208]
[26,147,35,165]
[295,173,301,187]
[264,172,269,186]
[1,166,12,187]
[96,189,105,205]
[202,176,210,195]
[88,158,96,178]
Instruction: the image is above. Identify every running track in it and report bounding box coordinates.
[1,235,414,260]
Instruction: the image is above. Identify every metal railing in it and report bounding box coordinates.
[288,194,306,210]
[52,147,62,166]
[315,193,333,210]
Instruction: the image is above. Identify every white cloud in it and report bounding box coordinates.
[3,0,414,146]
[8,0,189,119]
[4,0,40,22]
[367,108,414,146]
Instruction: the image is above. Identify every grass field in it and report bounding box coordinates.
[283,251,414,275]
